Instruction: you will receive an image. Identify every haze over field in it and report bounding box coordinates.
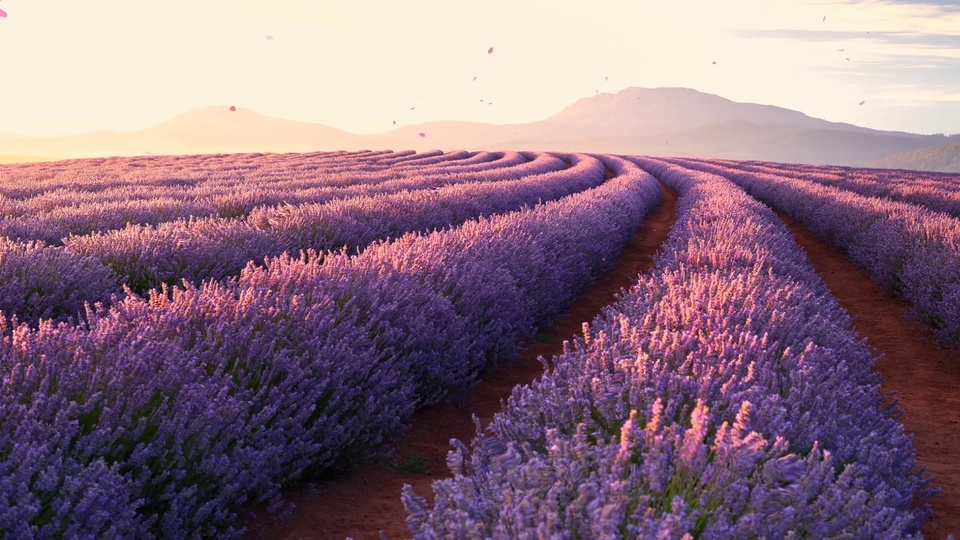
[2,87,959,168]
[1,1,959,143]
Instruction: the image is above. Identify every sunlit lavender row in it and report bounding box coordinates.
[0,151,564,243]
[403,157,928,538]
[711,158,960,218]
[0,153,591,324]
[668,157,960,345]
[0,156,660,538]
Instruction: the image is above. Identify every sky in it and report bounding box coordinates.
[0,0,958,137]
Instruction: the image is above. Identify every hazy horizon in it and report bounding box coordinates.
[1,0,959,139]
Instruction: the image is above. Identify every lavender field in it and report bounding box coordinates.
[0,150,957,539]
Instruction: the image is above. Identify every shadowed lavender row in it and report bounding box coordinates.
[0,153,598,326]
[0,156,661,538]
[709,158,960,218]
[0,151,561,243]
[65,152,602,294]
[0,149,448,199]
[0,152,604,322]
[402,157,926,538]
[667,157,960,345]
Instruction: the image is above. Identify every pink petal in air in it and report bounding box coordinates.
[487,47,494,54]
[712,61,717,65]
[473,76,477,81]
[0,8,7,18]
[859,100,865,105]
[392,120,397,125]
[604,76,608,81]
[822,15,826,22]
[229,106,237,112]
[266,35,274,40]
[419,133,426,137]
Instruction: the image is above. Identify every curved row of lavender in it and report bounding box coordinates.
[0,151,560,243]
[666,157,960,345]
[402,157,927,538]
[0,156,661,538]
[0,150,518,204]
[0,153,590,325]
[708,158,960,218]
[0,149,445,199]
[65,152,603,294]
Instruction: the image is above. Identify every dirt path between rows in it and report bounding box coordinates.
[779,213,960,539]
[245,181,679,540]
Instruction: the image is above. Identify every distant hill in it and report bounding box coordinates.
[871,140,960,173]
[544,87,877,137]
[2,88,957,166]
[0,108,368,160]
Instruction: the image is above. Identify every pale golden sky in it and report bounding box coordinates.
[1,0,958,136]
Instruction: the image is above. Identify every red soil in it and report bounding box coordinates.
[780,213,960,539]
[245,183,679,540]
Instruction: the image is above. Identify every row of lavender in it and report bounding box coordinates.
[0,156,662,538]
[0,150,520,207]
[712,158,960,218]
[0,149,463,199]
[403,157,927,538]
[0,151,560,243]
[669,157,960,345]
[0,153,597,325]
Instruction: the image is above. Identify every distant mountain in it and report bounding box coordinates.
[870,140,960,173]
[544,87,881,137]
[0,107,367,161]
[2,88,957,166]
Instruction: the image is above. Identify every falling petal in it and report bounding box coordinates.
[604,76,608,81]
[392,120,396,125]
[846,57,850,61]
[712,61,717,65]
[473,76,477,81]
[836,48,845,51]
[822,15,826,22]
[859,100,865,105]
[266,35,274,40]
[488,46,494,54]
[0,8,7,17]
[410,107,415,110]
[419,132,426,137]
[229,106,237,112]
[488,102,493,105]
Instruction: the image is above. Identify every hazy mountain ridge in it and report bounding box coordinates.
[871,140,960,173]
[2,88,957,169]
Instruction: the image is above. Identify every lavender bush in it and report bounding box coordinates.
[63,153,602,294]
[0,155,661,538]
[668,157,960,344]
[403,157,928,538]
[0,150,563,243]
[0,238,118,325]
[713,159,960,218]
